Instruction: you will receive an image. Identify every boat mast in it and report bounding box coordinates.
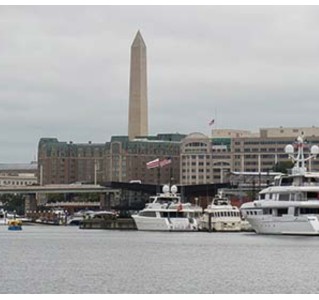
[285,134,319,175]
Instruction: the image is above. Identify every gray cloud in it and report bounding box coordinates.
[1,6,319,162]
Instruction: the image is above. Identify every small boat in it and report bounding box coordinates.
[199,191,242,232]
[8,219,22,231]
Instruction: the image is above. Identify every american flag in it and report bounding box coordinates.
[146,158,160,169]
[159,157,172,167]
[209,119,215,126]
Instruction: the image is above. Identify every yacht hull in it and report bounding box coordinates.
[247,216,319,235]
[200,219,241,232]
[132,215,198,231]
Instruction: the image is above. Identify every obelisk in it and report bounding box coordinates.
[128,31,148,140]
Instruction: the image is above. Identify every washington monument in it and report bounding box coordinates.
[128,31,148,140]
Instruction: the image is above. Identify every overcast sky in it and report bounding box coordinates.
[1,6,319,162]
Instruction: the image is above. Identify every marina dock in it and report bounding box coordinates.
[80,217,137,230]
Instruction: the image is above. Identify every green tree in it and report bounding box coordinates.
[273,161,294,174]
[1,194,25,215]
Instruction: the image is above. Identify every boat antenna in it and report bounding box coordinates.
[285,135,319,175]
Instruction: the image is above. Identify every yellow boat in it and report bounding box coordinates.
[8,219,22,231]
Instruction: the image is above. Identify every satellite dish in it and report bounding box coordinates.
[285,144,294,154]
[311,145,319,155]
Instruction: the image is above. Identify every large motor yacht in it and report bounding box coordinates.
[199,191,241,232]
[240,135,319,235]
[131,185,202,231]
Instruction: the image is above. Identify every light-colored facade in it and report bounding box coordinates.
[180,132,232,185]
[180,127,319,185]
[211,129,256,138]
[0,163,37,186]
[128,31,148,140]
[0,173,37,187]
[259,127,319,138]
[180,133,212,185]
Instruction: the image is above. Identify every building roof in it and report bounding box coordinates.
[0,163,38,171]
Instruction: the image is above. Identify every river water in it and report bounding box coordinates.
[1,225,319,294]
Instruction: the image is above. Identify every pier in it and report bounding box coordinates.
[80,217,137,230]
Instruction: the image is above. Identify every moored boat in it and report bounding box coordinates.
[199,190,241,232]
[132,185,202,231]
[240,135,319,235]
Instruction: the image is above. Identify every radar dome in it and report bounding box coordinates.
[162,185,170,194]
[285,144,294,154]
[171,185,178,194]
[311,145,319,155]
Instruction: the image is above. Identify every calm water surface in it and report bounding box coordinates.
[1,225,319,294]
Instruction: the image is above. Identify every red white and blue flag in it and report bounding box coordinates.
[146,158,172,169]
[146,158,160,169]
[159,157,172,167]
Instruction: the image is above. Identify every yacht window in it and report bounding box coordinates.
[260,194,265,200]
[278,194,290,201]
[140,211,157,217]
[165,212,186,218]
[263,208,272,215]
[277,208,288,216]
[300,208,319,214]
[281,177,293,186]
[294,208,299,216]
[306,192,319,200]
[304,177,319,185]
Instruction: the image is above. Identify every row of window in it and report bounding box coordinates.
[0,180,35,186]
[246,207,319,216]
[210,211,240,217]
[260,192,319,201]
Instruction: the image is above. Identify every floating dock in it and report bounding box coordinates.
[80,218,137,230]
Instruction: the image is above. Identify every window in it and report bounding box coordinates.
[300,208,319,214]
[263,208,272,215]
[307,192,319,200]
[279,194,290,201]
[139,211,157,217]
[161,212,185,218]
[277,208,288,216]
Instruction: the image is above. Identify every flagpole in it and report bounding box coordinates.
[157,166,161,194]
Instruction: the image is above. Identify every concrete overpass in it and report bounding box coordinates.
[0,184,108,194]
[0,184,117,213]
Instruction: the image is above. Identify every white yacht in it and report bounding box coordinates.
[240,135,319,235]
[199,191,241,232]
[131,185,202,231]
